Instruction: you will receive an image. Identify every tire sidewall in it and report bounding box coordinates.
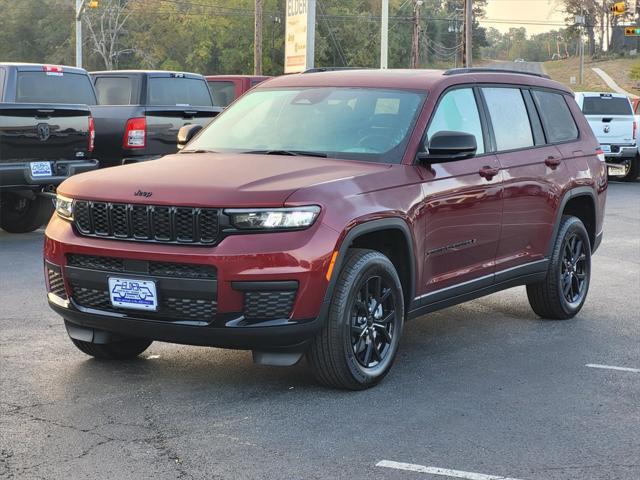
[334,254,404,386]
[553,218,592,317]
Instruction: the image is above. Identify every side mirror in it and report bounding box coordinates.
[418,130,477,163]
[177,124,203,150]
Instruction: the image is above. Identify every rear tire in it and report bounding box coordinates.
[70,337,152,360]
[526,216,591,320]
[307,248,404,390]
[621,155,639,182]
[0,192,54,233]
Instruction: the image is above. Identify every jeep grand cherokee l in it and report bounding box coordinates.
[44,68,606,390]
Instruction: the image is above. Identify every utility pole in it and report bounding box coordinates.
[576,10,585,84]
[411,0,423,68]
[75,0,84,68]
[381,0,389,69]
[463,0,472,67]
[254,0,263,75]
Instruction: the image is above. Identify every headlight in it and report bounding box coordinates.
[55,194,74,220]
[225,206,320,230]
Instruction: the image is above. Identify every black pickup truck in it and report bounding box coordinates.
[0,63,98,233]
[89,70,222,167]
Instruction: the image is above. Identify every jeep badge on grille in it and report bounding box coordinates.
[134,190,152,198]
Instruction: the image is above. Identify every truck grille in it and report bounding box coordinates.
[73,201,219,245]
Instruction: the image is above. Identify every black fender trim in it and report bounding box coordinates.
[549,186,598,257]
[318,218,417,323]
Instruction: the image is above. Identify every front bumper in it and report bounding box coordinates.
[44,214,339,350]
[0,159,99,189]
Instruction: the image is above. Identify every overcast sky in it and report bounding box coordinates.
[484,0,566,35]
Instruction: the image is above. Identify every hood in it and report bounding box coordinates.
[59,153,391,207]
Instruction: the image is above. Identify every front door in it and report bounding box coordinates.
[416,87,503,305]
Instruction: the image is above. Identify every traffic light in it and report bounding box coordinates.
[88,0,99,8]
[624,26,640,36]
[610,2,626,16]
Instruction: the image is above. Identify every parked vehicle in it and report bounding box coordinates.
[575,92,637,181]
[205,75,271,107]
[46,68,606,389]
[0,63,98,233]
[90,70,222,167]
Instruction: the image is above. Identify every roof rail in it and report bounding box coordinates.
[302,67,371,74]
[443,67,550,79]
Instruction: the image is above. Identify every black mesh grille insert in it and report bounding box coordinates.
[72,200,219,245]
[244,291,296,320]
[46,267,67,299]
[66,254,216,280]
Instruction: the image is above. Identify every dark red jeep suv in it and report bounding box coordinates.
[45,68,606,389]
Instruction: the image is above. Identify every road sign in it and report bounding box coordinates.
[611,2,626,16]
[284,0,316,73]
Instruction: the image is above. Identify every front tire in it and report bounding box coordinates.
[307,248,404,390]
[70,337,152,360]
[0,192,54,233]
[526,216,591,320]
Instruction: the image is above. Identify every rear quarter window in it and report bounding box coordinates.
[148,77,213,106]
[95,77,133,105]
[16,71,97,105]
[582,96,632,116]
[532,90,579,143]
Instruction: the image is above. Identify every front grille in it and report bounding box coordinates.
[244,290,296,320]
[67,254,216,280]
[46,266,67,299]
[73,200,219,245]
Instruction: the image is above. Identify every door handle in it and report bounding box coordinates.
[479,165,499,180]
[544,156,562,168]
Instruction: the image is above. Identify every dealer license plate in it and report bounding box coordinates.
[30,161,52,177]
[108,277,158,311]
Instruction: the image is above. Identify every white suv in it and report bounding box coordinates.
[575,92,638,180]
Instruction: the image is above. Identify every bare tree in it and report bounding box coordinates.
[84,0,132,69]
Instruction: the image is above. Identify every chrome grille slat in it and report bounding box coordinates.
[73,201,219,245]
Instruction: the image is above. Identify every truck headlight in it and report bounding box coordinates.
[55,194,74,220]
[225,206,320,230]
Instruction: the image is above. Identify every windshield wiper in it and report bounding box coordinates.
[244,149,328,158]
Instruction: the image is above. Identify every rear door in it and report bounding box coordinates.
[580,94,634,151]
[481,86,567,273]
[145,74,220,154]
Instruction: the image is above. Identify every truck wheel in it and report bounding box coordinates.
[307,248,404,390]
[0,192,54,233]
[527,216,591,320]
[70,337,152,360]
[621,155,639,182]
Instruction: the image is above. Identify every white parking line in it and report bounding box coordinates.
[585,363,640,373]
[376,460,524,480]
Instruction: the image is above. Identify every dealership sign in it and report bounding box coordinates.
[285,0,316,73]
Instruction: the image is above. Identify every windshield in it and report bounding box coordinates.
[186,87,425,163]
[582,96,632,116]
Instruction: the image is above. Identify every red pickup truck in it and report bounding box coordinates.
[205,75,270,107]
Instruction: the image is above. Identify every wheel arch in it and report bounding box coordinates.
[550,187,597,256]
[321,218,417,317]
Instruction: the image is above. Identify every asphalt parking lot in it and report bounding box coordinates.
[1,181,638,480]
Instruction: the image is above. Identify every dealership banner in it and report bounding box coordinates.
[284,0,316,73]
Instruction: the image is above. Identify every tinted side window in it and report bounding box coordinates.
[148,77,213,106]
[16,72,97,105]
[532,90,578,143]
[208,81,235,107]
[427,88,485,154]
[95,77,133,105]
[483,87,533,151]
[0,68,5,99]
